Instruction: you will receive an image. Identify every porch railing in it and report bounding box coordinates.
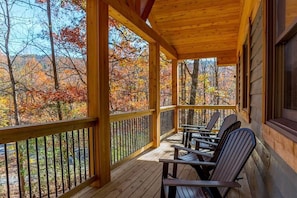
[160,106,176,137]
[0,105,236,197]
[178,105,237,130]
[0,118,97,198]
[110,110,153,168]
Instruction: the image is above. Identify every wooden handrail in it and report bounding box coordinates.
[0,117,98,144]
[160,105,176,112]
[177,105,236,110]
[110,109,154,122]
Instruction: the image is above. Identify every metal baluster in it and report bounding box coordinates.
[125,120,130,159]
[26,140,32,198]
[114,122,117,162]
[4,144,10,198]
[72,130,76,187]
[59,133,65,193]
[78,129,82,183]
[52,135,58,197]
[122,121,126,159]
[44,136,50,197]
[82,129,87,180]
[65,132,71,190]
[87,128,91,177]
[35,138,41,198]
[15,142,22,197]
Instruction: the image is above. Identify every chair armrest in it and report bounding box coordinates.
[195,136,220,140]
[186,128,211,133]
[172,145,214,158]
[192,138,219,147]
[159,158,216,166]
[163,179,241,188]
[181,124,205,128]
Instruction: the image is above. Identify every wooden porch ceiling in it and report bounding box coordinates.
[104,0,242,64]
[149,0,242,64]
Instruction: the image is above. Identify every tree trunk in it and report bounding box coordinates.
[186,59,199,125]
[2,0,26,195]
[180,62,186,124]
[4,0,20,125]
[202,61,207,123]
[46,0,63,120]
[213,59,219,105]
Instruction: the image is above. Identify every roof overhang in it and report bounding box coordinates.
[104,0,242,64]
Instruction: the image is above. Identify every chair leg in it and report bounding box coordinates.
[161,163,169,198]
[187,133,192,148]
[160,181,165,198]
[182,131,185,144]
[184,132,189,147]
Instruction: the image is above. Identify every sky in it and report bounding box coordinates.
[0,0,86,56]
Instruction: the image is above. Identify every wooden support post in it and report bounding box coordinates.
[172,59,178,133]
[87,0,110,187]
[149,42,160,148]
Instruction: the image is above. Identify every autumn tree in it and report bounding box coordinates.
[0,0,25,125]
[29,0,87,121]
[160,52,172,106]
[109,18,149,113]
[183,60,199,125]
[179,58,236,125]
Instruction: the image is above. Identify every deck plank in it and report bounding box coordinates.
[73,133,251,198]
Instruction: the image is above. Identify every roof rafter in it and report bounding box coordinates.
[104,0,177,59]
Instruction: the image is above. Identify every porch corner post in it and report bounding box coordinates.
[87,0,110,187]
[172,59,179,133]
[149,42,161,148]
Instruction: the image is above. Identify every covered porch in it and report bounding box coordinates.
[1,0,297,197]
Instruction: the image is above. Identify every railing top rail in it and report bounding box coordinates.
[0,117,98,144]
[160,105,176,112]
[110,109,154,122]
[177,105,236,110]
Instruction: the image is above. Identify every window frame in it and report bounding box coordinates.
[237,18,251,123]
[266,0,297,142]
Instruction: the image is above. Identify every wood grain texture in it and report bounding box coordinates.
[87,0,111,187]
[148,0,241,62]
[72,133,251,198]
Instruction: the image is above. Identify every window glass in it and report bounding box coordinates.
[284,33,297,111]
[276,0,297,36]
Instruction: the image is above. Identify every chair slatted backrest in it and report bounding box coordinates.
[217,114,237,138]
[210,128,256,197]
[205,111,220,130]
[209,121,241,163]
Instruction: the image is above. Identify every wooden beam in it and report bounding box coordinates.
[124,0,155,20]
[217,56,237,66]
[140,0,155,21]
[149,42,161,147]
[178,50,236,60]
[103,0,177,59]
[172,59,178,133]
[87,0,110,187]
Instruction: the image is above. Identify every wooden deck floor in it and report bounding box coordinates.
[73,133,252,198]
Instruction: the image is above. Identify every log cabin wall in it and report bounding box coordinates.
[237,1,297,197]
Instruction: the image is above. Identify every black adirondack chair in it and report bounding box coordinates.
[181,111,220,147]
[174,121,241,180]
[160,127,256,198]
[185,114,237,149]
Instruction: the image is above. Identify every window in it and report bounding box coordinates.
[237,19,251,122]
[266,0,297,140]
[242,39,249,109]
